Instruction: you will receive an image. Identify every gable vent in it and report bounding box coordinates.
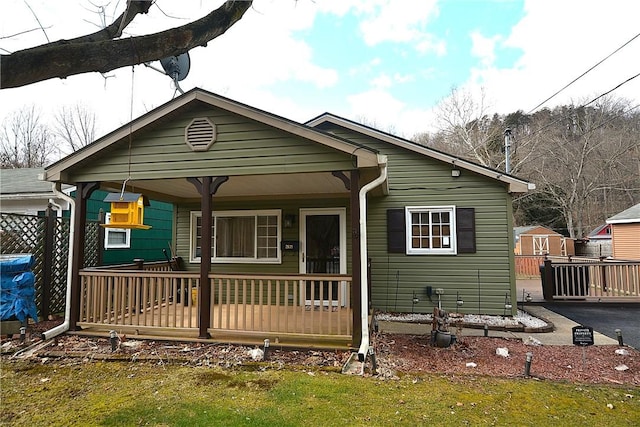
[185,117,216,151]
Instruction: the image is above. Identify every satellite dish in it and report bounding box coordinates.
[160,52,191,82]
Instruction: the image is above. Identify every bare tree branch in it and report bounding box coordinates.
[0,0,252,89]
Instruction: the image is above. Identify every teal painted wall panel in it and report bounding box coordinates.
[85,189,175,265]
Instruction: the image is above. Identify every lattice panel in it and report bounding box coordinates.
[0,212,101,318]
[84,221,101,268]
[0,213,42,255]
[48,217,71,315]
[0,213,46,315]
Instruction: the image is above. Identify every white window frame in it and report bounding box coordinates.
[104,212,131,249]
[405,205,457,255]
[190,209,281,264]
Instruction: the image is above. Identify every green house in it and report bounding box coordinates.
[42,89,533,354]
[84,189,174,265]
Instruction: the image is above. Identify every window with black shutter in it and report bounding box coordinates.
[387,208,405,253]
[456,207,476,253]
[386,206,476,254]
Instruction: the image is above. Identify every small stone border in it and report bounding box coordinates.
[374,308,555,334]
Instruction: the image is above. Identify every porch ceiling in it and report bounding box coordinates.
[100,171,373,203]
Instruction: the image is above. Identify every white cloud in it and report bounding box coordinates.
[416,35,447,56]
[468,0,640,114]
[370,74,393,89]
[470,31,500,67]
[348,57,383,77]
[354,0,443,54]
[345,88,436,136]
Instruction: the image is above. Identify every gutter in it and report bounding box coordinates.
[357,155,388,362]
[48,199,64,218]
[41,182,75,340]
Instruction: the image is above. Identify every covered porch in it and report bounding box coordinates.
[76,263,353,348]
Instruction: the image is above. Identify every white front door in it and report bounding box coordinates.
[299,208,347,307]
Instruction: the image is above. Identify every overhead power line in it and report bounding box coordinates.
[583,71,640,108]
[521,70,640,140]
[527,31,640,114]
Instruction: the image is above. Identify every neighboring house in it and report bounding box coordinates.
[84,189,174,265]
[514,225,574,256]
[587,223,612,240]
[0,168,71,215]
[41,89,534,351]
[579,223,612,258]
[0,168,174,265]
[606,203,640,260]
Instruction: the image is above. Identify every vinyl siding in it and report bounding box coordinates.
[325,126,517,315]
[67,105,355,183]
[611,223,640,260]
[174,198,353,275]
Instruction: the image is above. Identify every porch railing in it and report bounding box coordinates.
[541,259,640,300]
[77,269,353,342]
[516,255,600,278]
[208,274,352,339]
[79,270,200,335]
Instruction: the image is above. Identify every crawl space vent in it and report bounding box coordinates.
[185,117,216,151]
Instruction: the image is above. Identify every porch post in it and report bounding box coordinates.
[199,176,213,339]
[69,182,99,331]
[350,169,362,345]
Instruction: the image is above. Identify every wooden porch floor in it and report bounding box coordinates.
[77,300,354,349]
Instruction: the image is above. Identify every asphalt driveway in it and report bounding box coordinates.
[542,302,639,349]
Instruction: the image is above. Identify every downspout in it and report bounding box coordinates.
[48,199,63,218]
[41,182,75,340]
[358,155,388,361]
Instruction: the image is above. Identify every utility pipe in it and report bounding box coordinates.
[357,155,388,362]
[41,182,75,340]
[48,199,64,218]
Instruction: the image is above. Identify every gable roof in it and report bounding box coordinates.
[513,225,562,238]
[0,168,72,199]
[306,113,535,194]
[587,223,612,239]
[43,88,381,183]
[606,203,640,224]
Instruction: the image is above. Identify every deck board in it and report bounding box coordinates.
[77,300,353,348]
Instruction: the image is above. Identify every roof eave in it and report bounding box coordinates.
[44,90,380,183]
[307,114,535,194]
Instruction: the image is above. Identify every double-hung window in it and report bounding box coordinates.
[190,209,281,263]
[104,212,131,249]
[405,206,457,255]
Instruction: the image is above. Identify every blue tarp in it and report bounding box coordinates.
[0,255,38,323]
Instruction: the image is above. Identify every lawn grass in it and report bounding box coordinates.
[1,360,638,426]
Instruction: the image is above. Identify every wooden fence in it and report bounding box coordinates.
[540,258,640,301]
[516,255,600,278]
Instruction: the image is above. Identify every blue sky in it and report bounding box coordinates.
[1,0,639,152]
